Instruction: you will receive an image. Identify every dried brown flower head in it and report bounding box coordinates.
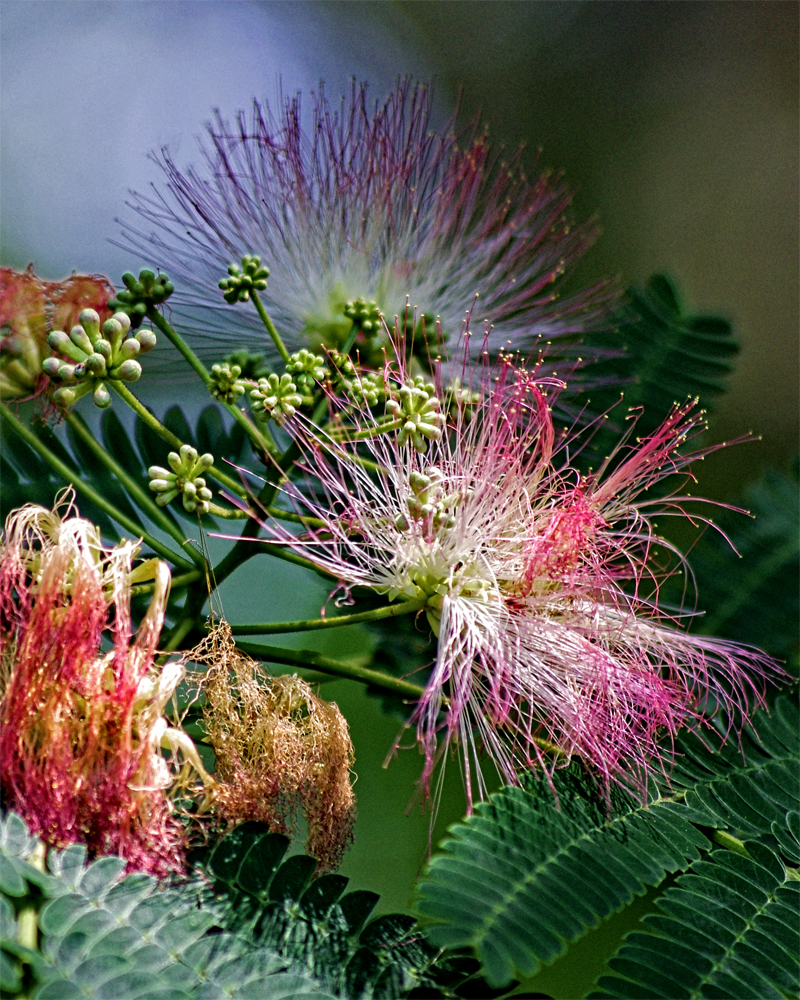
[187,622,356,872]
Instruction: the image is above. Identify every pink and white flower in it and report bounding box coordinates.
[0,493,203,875]
[249,346,781,808]
[120,80,616,365]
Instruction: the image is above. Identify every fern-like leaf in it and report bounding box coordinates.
[589,839,800,999]
[414,770,709,987]
[413,694,799,990]
[585,275,738,437]
[0,814,488,999]
[0,403,250,539]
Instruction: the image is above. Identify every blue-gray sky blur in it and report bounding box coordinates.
[0,0,433,277]
[3,1,796,479]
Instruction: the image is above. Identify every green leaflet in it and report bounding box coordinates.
[581,273,738,443]
[414,771,708,988]
[589,840,800,1000]
[0,814,486,999]
[413,694,800,991]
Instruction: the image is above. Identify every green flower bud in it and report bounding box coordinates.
[85,354,107,376]
[117,338,140,363]
[93,383,112,408]
[114,359,142,382]
[94,340,112,363]
[136,329,157,353]
[218,255,270,304]
[52,386,77,407]
[48,330,84,363]
[69,325,94,355]
[148,446,215,514]
[42,357,64,379]
[78,309,101,342]
[45,310,156,408]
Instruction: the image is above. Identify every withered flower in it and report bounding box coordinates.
[187,622,356,873]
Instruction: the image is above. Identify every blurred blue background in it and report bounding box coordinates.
[2,3,797,996]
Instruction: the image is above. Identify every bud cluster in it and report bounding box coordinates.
[386,376,445,452]
[108,269,174,328]
[286,349,328,401]
[250,373,303,425]
[328,352,386,408]
[344,297,382,336]
[148,445,214,513]
[209,361,247,404]
[219,255,269,304]
[395,469,460,533]
[43,309,156,408]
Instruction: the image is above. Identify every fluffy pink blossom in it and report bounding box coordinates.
[247,343,782,808]
[0,267,115,401]
[120,79,616,365]
[0,494,188,876]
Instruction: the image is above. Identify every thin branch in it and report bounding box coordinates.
[229,598,424,634]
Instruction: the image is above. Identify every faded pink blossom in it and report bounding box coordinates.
[0,267,115,401]
[246,341,782,808]
[0,493,187,876]
[120,80,617,365]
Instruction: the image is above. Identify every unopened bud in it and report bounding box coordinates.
[115,359,142,382]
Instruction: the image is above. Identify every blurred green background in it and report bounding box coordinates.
[2,3,797,996]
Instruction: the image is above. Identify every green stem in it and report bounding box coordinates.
[210,396,331,586]
[237,640,426,700]
[64,409,204,568]
[132,568,202,596]
[230,598,424,635]
[341,321,358,356]
[267,508,326,529]
[147,307,212,386]
[327,417,403,443]
[0,401,193,570]
[163,587,208,652]
[145,306,277,459]
[207,502,248,520]
[232,405,281,459]
[110,379,182,449]
[251,290,290,363]
[109,381,245,498]
[16,842,45,951]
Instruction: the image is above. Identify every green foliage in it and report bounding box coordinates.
[413,694,799,993]
[588,839,799,1000]
[0,814,492,999]
[0,403,248,536]
[579,274,739,463]
[676,460,799,671]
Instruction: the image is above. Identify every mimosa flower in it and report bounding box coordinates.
[246,350,781,809]
[185,622,356,874]
[120,80,616,365]
[0,494,202,876]
[0,267,115,401]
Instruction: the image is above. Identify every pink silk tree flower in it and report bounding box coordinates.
[246,348,783,811]
[120,80,617,365]
[0,493,191,876]
[0,267,115,401]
